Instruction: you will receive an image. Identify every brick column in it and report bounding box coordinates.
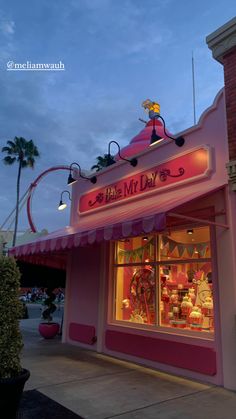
[206,18,236,189]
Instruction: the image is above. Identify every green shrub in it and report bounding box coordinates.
[0,256,23,378]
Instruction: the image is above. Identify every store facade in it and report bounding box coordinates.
[65,88,228,387]
[10,18,236,390]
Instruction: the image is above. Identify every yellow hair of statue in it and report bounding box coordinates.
[142,99,160,114]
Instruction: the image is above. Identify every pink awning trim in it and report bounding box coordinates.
[10,184,227,261]
[9,213,166,258]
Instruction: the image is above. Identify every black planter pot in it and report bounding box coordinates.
[0,368,30,418]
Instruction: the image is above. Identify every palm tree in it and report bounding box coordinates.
[2,137,39,246]
[91,154,115,172]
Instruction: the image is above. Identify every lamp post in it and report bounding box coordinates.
[106,140,138,167]
[67,162,97,186]
[142,99,185,147]
[58,190,71,211]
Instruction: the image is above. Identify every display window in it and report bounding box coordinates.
[114,265,156,324]
[113,226,214,334]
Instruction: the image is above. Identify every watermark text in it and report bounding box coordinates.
[7,60,65,71]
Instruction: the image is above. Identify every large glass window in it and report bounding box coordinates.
[113,226,214,334]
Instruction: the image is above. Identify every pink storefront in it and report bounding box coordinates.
[10,18,236,390]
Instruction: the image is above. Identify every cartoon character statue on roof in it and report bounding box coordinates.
[142,99,160,120]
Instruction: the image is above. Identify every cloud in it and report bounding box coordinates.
[0,9,15,36]
[0,11,16,66]
[0,60,141,232]
[0,0,228,234]
[0,20,15,35]
[61,0,174,61]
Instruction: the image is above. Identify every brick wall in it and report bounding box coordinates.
[223,48,236,160]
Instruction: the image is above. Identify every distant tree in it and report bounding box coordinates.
[91,154,115,172]
[2,137,40,246]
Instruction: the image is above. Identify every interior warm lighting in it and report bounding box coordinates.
[142,236,148,241]
[106,140,138,167]
[114,228,213,331]
[58,190,71,211]
[187,229,194,235]
[68,162,97,186]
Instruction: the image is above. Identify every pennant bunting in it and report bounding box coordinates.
[186,244,195,257]
[162,236,169,247]
[177,244,185,257]
[196,243,208,258]
[118,237,209,261]
[169,239,177,253]
[118,239,154,262]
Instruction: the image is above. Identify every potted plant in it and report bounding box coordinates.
[38,288,60,339]
[0,255,30,417]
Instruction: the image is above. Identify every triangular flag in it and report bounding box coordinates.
[169,239,177,254]
[186,244,195,257]
[124,251,130,263]
[137,248,144,261]
[162,236,169,247]
[197,243,208,258]
[177,244,185,257]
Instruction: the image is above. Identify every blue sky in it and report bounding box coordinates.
[0,0,235,234]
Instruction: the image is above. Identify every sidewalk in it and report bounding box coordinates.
[20,318,236,419]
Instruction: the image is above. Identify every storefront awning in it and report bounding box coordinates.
[10,212,166,258]
[9,184,227,265]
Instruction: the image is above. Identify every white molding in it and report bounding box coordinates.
[226,160,236,191]
[206,17,236,64]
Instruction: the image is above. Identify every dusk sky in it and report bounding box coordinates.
[0,1,235,235]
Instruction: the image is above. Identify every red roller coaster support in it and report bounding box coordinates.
[27,166,71,233]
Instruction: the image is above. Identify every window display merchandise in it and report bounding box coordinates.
[114,226,214,334]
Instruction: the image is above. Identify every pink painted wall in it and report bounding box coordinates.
[105,330,217,375]
[69,90,228,232]
[64,89,236,386]
[65,244,101,348]
[102,187,224,385]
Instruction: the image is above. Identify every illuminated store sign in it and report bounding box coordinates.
[79,146,211,214]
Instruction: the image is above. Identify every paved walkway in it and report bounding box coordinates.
[20,318,236,419]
